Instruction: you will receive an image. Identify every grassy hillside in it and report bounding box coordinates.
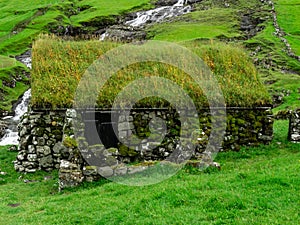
[275,0,300,55]
[0,120,299,224]
[148,7,240,41]
[244,0,300,113]
[147,0,265,41]
[0,57,29,111]
[0,0,153,55]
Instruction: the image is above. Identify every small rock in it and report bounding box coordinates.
[210,162,221,170]
[23,179,39,183]
[7,203,20,208]
[114,166,128,176]
[8,145,18,152]
[98,166,114,177]
[44,175,53,181]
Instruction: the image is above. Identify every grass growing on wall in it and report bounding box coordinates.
[31,35,271,109]
[0,120,299,224]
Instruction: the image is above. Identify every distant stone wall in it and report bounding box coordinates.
[288,109,300,143]
[15,107,273,189]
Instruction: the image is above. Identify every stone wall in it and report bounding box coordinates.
[288,109,300,143]
[264,0,300,62]
[14,107,274,189]
[14,110,66,172]
[114,107,274,160]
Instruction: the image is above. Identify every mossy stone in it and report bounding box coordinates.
[63,136,78,148]
[119,144,138,157]
[52,129,62,136]
[236,118,245,126]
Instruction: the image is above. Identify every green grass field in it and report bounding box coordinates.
[0,120,299,224]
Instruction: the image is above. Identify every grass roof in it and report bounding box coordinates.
[31,35,271,109]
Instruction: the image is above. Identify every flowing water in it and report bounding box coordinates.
[100,0,192,40]
[0,55,32,146]
[0,89,31,146]
[125,0,191,27]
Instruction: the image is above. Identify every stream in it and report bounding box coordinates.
[125,0,191,27]
[0,54,31,146]
[100,0,198,41]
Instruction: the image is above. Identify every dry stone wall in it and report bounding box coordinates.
[114,107,274,160]
[14,110,66,172]
[15,107,274,189]
[288,109,300,143]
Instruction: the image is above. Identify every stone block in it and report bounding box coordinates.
[53,142,64,154]
[27,154,37,162]
[37,137,45,146]
[114,166,128,176]
[28,145,35,153]
[97,166,114,177]
[288,109,300,143]
[39,155,53,168]
[66,109,77,118]
[128,166,147,175]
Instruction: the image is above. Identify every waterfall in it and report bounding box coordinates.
[100,0,192,40]
[0,53,32,146]
[125,0,191,27]
[13,89,31,121]
[0,89,31,146]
